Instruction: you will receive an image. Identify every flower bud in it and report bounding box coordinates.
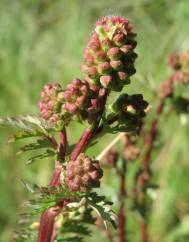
[86,67,98,79]
[98,62,112,74]
[95,51,107,62]
[117,71,129,81]
[110,60,124,70]
[107,47,123,60]
[101,38,113,51]
[113,33,127,46]
[100,75,113,87]
[120,45,133,54]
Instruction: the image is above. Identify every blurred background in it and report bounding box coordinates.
[0,0,189,241]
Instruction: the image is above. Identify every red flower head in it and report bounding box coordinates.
[65,153,103,192]
[81,16,137,91]
[38,83,64,127]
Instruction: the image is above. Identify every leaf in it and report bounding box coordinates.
[86,192,117,229]
[22,185,81,215]
[17,138,56,155]
[81,207,96,225]
[26,149,56,165]
[20,180,39,193]
[58,207,94,242]
[17,184,115,241]
[0,115,51,138]
[14,212,38,242]
[61,222,91,235]
[56,237,83,242]
[8,131,43,143]
[100,115,134,136]
[1,116,58,158]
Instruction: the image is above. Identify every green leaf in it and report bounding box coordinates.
[58,207,94,242]
[56,237,83,242]
[61,222,91,235]
[22,185,81,215]
[15,184,115,241]
[26,149,56,165]
[17,138,57,155]
[102,118,134,134]
[8,131,44,143]
[0,115,55,148]
[1,115,57,148]
[20,180,39,193]
[86,192,117,229]
[0,115,49,133]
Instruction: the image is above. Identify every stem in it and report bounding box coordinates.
[37,206,60,242]
[37,129,67,242]
[96,132,125,161]
[70,89,108,161]
[96,114,119,137]
[97,216,114,242]
[136,101,164,242]
[142,101,164,172]
[69,126,96,161]
[142,75,174,171]
[49,161,63,186]
[137,83,173,242]
[50,130,67,186]
[134,75,175,242]
[103,227,114,242]
[117,160,126,242]
[140,221,148,242]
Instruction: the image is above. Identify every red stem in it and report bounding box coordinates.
[37,207,58,242]
[142,101,164,171]
[102,227,114,242]
[140,221,148,242]
[137,78,174,242]
[118,167,126,242]
[142,75,174,171]
[49,130,67,186]
[37,129,67,242]
[137,101,164,242]
[69,126,96,161]
[117,159,126,242]
[70,89,108,161]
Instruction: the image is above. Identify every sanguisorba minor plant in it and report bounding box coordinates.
[0,15,148,242]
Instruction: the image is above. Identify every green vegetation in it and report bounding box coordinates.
[0,1,189,241]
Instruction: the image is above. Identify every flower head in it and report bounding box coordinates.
[81,16,137,90]
[38,83,64,127]
[168,49,189,84]
[65,153,103,192]
[113,93,148,130]
[123,135,140,161]
[103,149,119,166]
